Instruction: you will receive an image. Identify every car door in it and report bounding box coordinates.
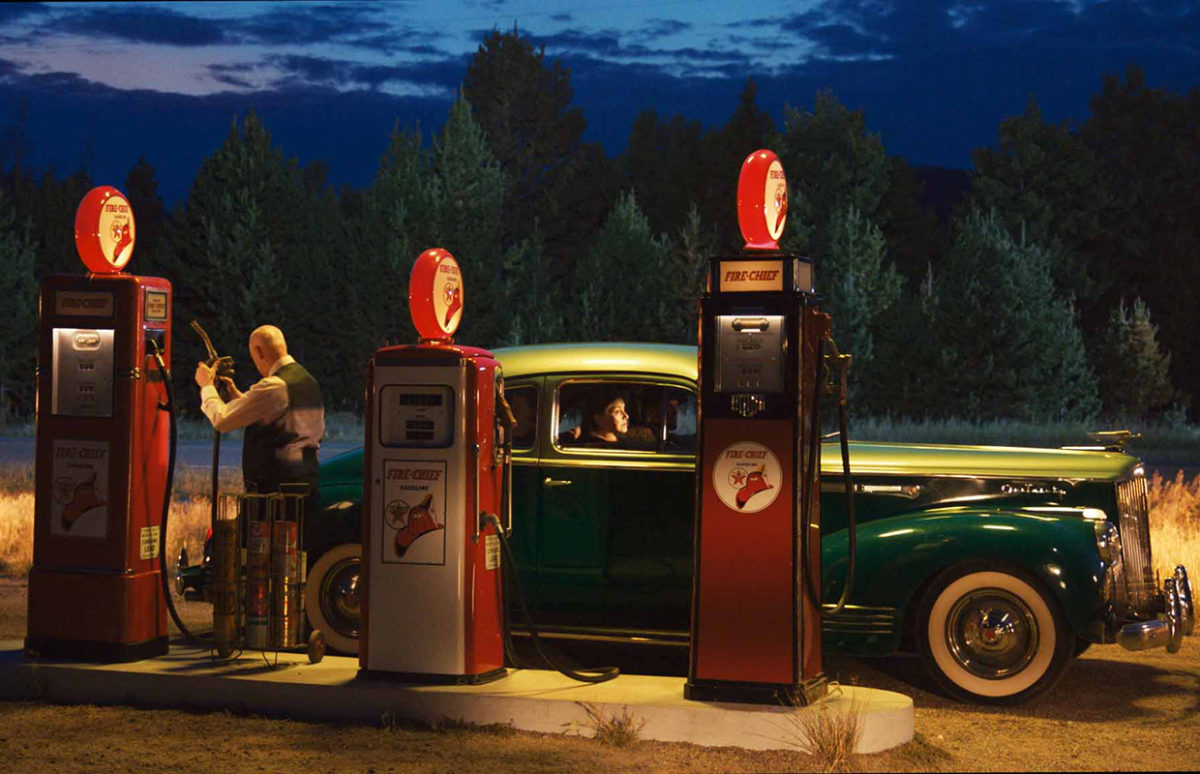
[532,377,697,634]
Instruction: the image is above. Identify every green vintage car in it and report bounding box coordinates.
[179,342,1195,704]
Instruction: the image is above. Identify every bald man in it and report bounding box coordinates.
[195,325,325,539]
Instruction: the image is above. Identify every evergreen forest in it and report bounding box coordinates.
[0,30,1196,428]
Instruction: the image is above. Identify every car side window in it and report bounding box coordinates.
[504,384,538,451]
[555,381,695,453]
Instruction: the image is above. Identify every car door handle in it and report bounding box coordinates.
[543,477,573,488]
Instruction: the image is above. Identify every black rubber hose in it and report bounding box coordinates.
[150,344,210,643]
[800,334,824,611]
[825,336,857,616]
[483,513,619,684]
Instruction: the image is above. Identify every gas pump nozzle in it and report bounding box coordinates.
[189,320,235,401]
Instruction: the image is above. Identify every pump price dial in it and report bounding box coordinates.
[409,248,463,340]
[75,186,136,274]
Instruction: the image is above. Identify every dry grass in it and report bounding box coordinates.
[1147,471,1200,583]
[0,492,33,574]
[779,688,866,773]
[0,460,239,577]
[576,702,646,747]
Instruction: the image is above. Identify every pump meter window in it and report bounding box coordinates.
[51,328,115,417]
[379,385,454,448]
[555,381,696,453]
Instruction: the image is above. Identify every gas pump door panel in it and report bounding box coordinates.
[714,315,785,393]
[378,385,455,447]
[51,328,115,418]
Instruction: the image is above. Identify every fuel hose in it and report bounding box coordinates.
[823,335,857,616]
[482,513,619,684]
[149,342,210,643]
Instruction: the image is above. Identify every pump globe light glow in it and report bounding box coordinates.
[736,149,787,251]
[409,248,464,340]
[75,186,136,274]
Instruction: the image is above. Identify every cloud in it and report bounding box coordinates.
[265,53,464,94]
[237,3,392,47]
[51,6,229,46]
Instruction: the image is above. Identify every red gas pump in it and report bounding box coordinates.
[686,151,831,705]
[26,187,172,662]
[359,248,506,683]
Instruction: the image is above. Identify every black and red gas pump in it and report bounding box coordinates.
[359,248,507,683]
[686,150,831,705]
[26,186,172,662]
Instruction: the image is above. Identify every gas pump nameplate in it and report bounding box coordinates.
[714,315,784,393]
[381,459,448,565]
[51,328,115,417]
[49,439,110,538]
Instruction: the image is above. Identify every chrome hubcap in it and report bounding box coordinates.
[946,589,1038,679]
[320,558,361,638]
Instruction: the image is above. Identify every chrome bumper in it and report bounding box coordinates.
[1118,565,1194,651]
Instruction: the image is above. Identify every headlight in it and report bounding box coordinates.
[1093,520,1122,565]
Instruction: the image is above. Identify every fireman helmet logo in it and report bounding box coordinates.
[75,186,136,273]
[386,494,444,557]
[712,441,782,513]
[409,247,464,340]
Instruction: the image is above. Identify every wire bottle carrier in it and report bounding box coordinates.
[211,484,325,663]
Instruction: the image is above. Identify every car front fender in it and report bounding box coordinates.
[820,506,1107,654]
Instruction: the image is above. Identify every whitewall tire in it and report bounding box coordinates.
[918,565,1071,704]
[305,543,362,655]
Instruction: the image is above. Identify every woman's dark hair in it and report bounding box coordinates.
[586,386,627,431]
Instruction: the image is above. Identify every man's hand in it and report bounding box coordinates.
[195,361,216,388]
[217,376,244,400]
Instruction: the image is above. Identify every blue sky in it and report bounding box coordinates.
[1,1,1197,203]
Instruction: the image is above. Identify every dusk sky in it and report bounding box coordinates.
[1,1,1197,204]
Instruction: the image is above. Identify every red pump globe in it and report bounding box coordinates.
[409,248,464,341]
[75,186,136,273]
[736,149,788,250]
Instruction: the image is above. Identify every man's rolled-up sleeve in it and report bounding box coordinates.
[200,377,288,433]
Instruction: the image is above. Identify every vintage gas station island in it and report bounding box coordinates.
[687,150,832,705]
[26,186,173,661]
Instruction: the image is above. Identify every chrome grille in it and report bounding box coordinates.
[1116,475,1157,614]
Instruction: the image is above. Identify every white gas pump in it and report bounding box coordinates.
[359,249,506,683]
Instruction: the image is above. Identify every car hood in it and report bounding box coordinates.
[830,441,1139,481]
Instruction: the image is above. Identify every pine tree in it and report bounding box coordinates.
[820,204,900,396]
[777,89,890,259]
[498,229,565,346]
[463,27,586,249]
[623,110,706,238]
[0,188,36,422]
[673,204,717,343]
[1098,297,1177,419]
[933,209,1098,421]
[571,192,677,342]
[432,94,505,346]
[123,155,166,274]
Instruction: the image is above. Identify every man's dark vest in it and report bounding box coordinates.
[242,361,324,491]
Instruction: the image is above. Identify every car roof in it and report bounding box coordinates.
[493,342,697,381]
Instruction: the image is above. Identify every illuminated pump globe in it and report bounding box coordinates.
[736,149,788,250]
[409,248,464,340]
[75,186,137,273]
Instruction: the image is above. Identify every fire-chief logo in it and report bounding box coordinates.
[712,441,782,513]
[386,494,443,557]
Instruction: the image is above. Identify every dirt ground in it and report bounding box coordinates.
[1,577,1198,773]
